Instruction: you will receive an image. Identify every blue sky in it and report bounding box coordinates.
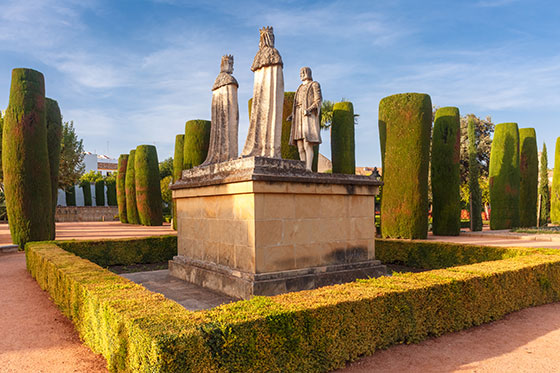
[1,0,559,166]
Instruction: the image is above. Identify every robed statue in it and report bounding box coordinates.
[241,26,285,158]
[202,55,239,165]
[287,67,322,170]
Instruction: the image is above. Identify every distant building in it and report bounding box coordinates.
[317,153,332,173]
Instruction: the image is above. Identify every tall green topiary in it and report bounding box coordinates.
[379,93,432,239]
[2,68,52,248]
[125,149,140,224]
[281,92,300,160]
[117,154,128,222]
[172,134,184,230]
[431,107,461,236]
[518,128,538,227]
[106,178,117,206]
[81,181,92,206]
[46,98,63,239]
[0,112,3,181]
[468,116,483,231]
[135,145,163,226]
[539,143,550,226]
[551,138,560,223]
[183,120,211,169]
[65,186,76,206]
[95,179,105,206]
[489,122,520,230]
[331,101,355,174]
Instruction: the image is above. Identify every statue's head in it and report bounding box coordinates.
[220,55,234,74]
[300,67,312,81]
[259,26,275,48]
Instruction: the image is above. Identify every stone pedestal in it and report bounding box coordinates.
[170,157,386,299]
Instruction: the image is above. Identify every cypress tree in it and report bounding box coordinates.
[2,68,52,248]
[378,93,432,239]
[106,179,117,206]
[65,186,76,206]
[331,101,355,174]
[518,128,538,227]
[81,181,92,206]
[183,120,211,169]
[489,122,520,230]
[281,92,300,160]
[117,154,128,222]
[0,112,3,181]
[46,98,63,239]
[135,145,163,226]
[551,138,560,223]
[172,134,184,230]
[431,107,461,235]
[125,149,140,224]
[468,116,483,231]
[95,179,105,206]
[539,143,551,226]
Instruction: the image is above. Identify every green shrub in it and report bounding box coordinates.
[468,116,483,231]
[551,138,560,223]
[2,68,52,248]
[431,107,461,236]
[134,145,163,226]
[117,154,128,222]
[489,122,520,229]
[26,239,560,372]
[81,181,92,206]
[183,119,211,169]
[95,179,105,206]
[106,177,117,206]
[172,134,184,230]
[539,143,551,225]
[282,92,300,160]
[46,98,62,240]
[56,235,177,267]
[331,101,355,174]
[379,93,432,239]
[65,186,76,206]
[125,149,140,224]
[519,128,538,227]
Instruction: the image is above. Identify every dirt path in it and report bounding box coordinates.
[0,251,107,373]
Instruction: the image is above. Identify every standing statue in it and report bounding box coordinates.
[287,67,322,170]
[241,26,284,158]
[202,55,239,165]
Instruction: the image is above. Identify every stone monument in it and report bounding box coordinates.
[202,55,239,165]
[169,27,386,300]
[241,26,284,158]
[287,67,322,170]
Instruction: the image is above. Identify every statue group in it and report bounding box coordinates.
[202,26,322,171]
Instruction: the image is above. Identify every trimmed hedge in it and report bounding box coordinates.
[81,181,92,206]
[379,93,432,239]
[106,179,117,206]
[117,154,128,223]
[2,68,52,248]
[539,143,551,225]
[172,134,184,230]
[183,119,211,169]
[331,101,355,174]
[551,137,560,223]
[468,116,483,231]
[431,107,461,236]
[26,239,560,372]
[489,122,520,230]
[65,186,76,206]
[56,235,177,267]
[125,149,140,224]
[46,98,62,240]
[134,145,163,226]
[519,128,538,227]
[282,92,300,160]
[95,179,105,206]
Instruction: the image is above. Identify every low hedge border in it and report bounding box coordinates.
[26,239,560,372]
[56,235,177,267]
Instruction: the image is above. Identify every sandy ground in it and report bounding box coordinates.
[2,223,560,372]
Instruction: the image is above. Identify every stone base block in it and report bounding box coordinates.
[170,255,387,299]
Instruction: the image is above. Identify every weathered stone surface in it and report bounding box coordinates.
[55,206,118,222]
[241,26,284,158]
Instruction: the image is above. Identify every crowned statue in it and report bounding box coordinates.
[241,26,285,158]
[202,54,239,165]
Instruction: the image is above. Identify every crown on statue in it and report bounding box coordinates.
[220,54,234,72]
[259,26,275,48]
